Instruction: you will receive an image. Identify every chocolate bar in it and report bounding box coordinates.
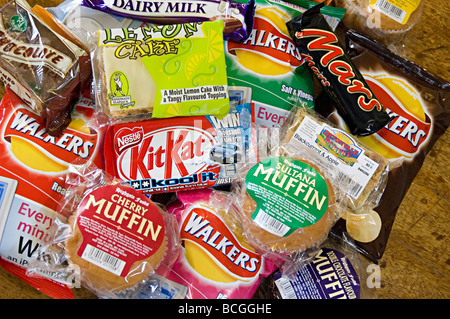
[103,104,256,194]
[286,3,392,137]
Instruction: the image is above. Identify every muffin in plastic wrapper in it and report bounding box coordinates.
[27,163,180,298]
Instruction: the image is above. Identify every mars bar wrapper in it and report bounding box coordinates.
[286,3,392,137]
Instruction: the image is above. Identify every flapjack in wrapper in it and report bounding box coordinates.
[82,0,256,42]
[27,164,180,298]
[286,3,392,137]
[315,30,450,263]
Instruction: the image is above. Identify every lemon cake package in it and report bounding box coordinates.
[224,0,346,128]
[315,30,450,263]
[0,88,106,298]
[143,188,277,299]
[90,20,230,120]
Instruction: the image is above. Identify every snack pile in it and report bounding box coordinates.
[0,0,448,299]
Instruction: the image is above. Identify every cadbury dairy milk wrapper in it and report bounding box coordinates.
[315,29,450,263]
[286,3,392,136]
[82,0,256,42]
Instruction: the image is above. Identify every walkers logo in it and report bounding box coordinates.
[227,6,303,76]
[3,107,98,172]
[360,74,432,159]
[181,205,262,282]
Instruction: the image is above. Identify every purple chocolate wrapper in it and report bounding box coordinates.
[82,0,255,42]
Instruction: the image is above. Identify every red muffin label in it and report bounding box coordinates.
[75,185,165,277]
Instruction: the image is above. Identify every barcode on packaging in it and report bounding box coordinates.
[81,244,126,276]
[254,209,290,237]
[275,277,297,299]
[374,0,407,23]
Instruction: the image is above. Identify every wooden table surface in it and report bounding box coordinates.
[0,0,448,299]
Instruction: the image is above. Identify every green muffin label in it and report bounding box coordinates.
[245,156,329,237]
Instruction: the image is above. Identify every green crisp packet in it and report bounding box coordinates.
[92,20,230,119]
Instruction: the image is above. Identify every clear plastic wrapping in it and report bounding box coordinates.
[254,232,377,299]
[27,163,180,298]
[233,101,393,271]
[0,0,91,137]
[334,0,424,40]
[281,105,392,211]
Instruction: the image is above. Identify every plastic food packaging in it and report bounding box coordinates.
[233,106,352,270]
[233,96,393,270]
[235,153,340,271]
[0,0,91,137]
[82,0,256,42]
[103,103,256,195]
[254,233,376,299]
[286,2,392,136]
[334,0,424,40]
[282,106,392,212]
[315,29,450,263]
[27,164,180,298]
[142,188,277,299]
[224,0,346,128]
[0,88,105,299]
[90,20,230,121]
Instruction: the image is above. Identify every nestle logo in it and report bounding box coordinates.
[115,127,144,155]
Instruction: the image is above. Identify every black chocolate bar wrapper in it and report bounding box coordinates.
[286,3,392,137]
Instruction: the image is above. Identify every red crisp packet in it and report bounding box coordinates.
[0,88,106,298]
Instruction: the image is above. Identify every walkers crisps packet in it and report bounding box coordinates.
[0,88,105,298]
[90,20,229,120]
[225,0,346,128]
[315,30,450,263]
[159,189,277,299]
